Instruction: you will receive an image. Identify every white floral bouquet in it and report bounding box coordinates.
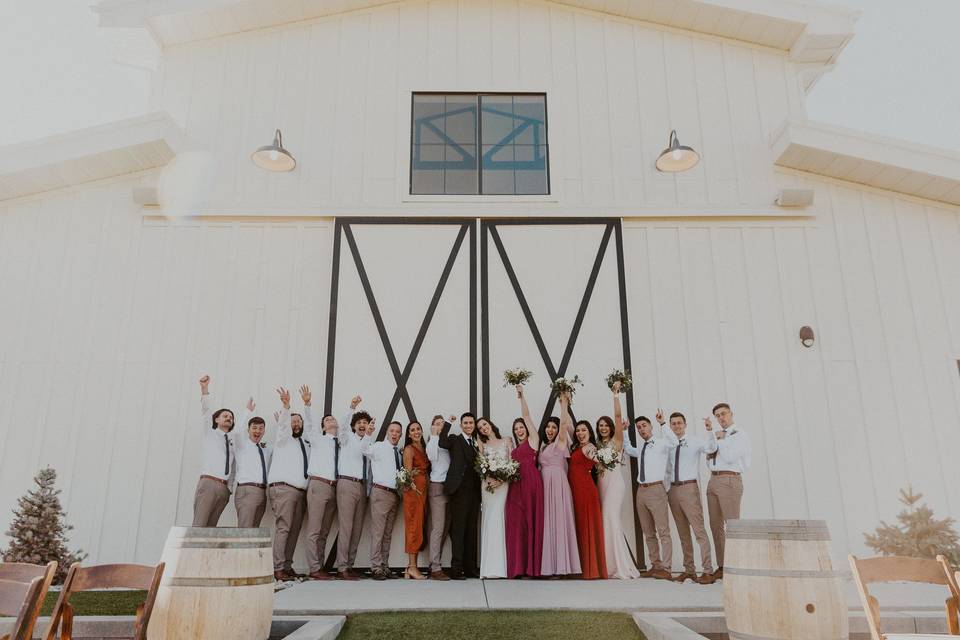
[550,374,583,397]
[474,448,520,493]
[595,445,622,474]
[605,368,633,393]
[503,368,534,395]
[395,467,421,496]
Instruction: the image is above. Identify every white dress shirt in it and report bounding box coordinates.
[667,434,712,483]
[234,427,273,486]
[362,439,403,488]
[623,424,679,485]
[426,427,452,483]
[305,406,345,481]
[708,425,751,474]
[200,393,236,481]
[267,408,311,489]
[337,407,371,480]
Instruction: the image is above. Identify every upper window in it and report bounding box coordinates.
[410,93,549,195]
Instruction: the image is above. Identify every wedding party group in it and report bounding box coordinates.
[191,372,751,584]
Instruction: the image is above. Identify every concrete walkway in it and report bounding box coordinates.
[274,576,948,615]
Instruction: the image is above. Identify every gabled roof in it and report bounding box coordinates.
[93,0,856,76]
[0,112,184,202]
[772,120,960,206]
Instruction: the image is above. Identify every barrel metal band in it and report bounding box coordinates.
[162,576,274,587]
[727,531,830,541]
[174,527,272,538]
[725,567,841,578]
[729,631,845,640]
[169,540,271,549]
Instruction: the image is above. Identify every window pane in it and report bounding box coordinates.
[480,143,548,196]
[444,96,477,145]
[480,95,515,146]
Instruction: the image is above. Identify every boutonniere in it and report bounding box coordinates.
[259,441,268,449]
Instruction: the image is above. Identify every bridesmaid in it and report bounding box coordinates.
[505,384,544,578]
[567,408,608,579]
[539,391,581,578]
[596,381,641,579]
[477,418,510,579]
[402,421,430,580]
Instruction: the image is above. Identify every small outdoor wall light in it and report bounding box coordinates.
[251,129,296,172]
[655,129,700,172]
[799,326,815,348]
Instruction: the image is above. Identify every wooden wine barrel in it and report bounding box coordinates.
[147,527,273,640]
[723,519,848,640]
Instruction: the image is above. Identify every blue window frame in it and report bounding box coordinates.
[410,93,549,195]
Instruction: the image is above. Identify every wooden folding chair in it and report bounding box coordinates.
[43,563,164,640]
[849,554,960,640]
[937,556,960,633]
[0,562,57,640]
[0,576,46,640]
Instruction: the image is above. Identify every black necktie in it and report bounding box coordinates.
[362,458,369,483]
[258,446,267,486]
[223,434,230,476]
[675,441,683,483]
[393,446,402,470]
[640,440,650,482]
[334,439,340,477]
[298,438,308,479]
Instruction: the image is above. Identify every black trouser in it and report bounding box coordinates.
[448,477,481,576]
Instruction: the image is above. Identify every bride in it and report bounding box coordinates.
[477,417,511,579]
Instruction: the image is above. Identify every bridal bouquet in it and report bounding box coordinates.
[395,467,421,496]
[474,449,521,493]
[549,374,583,397]
[503,368,533,389]
[595,446,622,474]
[605,368,633,393]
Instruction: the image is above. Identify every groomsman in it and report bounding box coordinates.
[438,413,481,580]
[623,411,678,579]
[704,402,751,580]
[335,396,371,580]
[426,415,453,580]
[665,412,715,584]
[234,397,272,528]
[268,387,311,581]
[303,386,352,580]
[193,375,236,527]
[362,421,404,580]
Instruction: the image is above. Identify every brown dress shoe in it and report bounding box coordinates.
[337,570,359,581]
[651,569,673,580]
[430,570,450,581]
[371,569,387,581]
[274,570,289,582]
[309,571,332,581]
[696,573,716,585]
[712,567,723,580]
[672,572,697,583]
[638,569,655,578]
[349,568,365,579]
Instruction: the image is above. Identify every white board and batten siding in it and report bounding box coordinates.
[1,0,960,571]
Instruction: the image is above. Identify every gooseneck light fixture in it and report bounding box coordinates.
[655,129,700,173]
[251,129,296,172]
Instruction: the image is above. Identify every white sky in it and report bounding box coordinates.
[0,0,958,151]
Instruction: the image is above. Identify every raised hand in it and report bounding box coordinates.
[246,397,256,412]
[583,443,597,459]
[277,387,291,409]
[515,384,524,399]
[299,385,312,407]
[431,420,443,436]
[447,414,456,423]
[273,410,281,423]
[612,380,621,394]
[656,409,665,425]
[703,417,713,431]
[350,395,362,410]
[199,375,210,393]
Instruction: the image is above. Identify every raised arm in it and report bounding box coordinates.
[337,395,362,445]
[437,419,454,450]
[612,381,624,450]
[299,385,319,440]
[622,419,639,457]
[275,387,292,444]
[558,392,572,445]
[199,375,211,430]
[656,409,679,447]
[703,417,719,454]
[234,397,255,450]
[517,385,539,450]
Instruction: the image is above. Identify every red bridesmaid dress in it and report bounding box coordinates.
[568,446,608,579]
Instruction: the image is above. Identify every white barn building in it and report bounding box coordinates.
[2,0,960,572]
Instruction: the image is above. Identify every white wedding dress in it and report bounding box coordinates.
[479,440,509,578]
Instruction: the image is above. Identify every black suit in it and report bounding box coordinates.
[438,421,481,577]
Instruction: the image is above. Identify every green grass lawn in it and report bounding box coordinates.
[38,590,147,617]
[338,610,644,640]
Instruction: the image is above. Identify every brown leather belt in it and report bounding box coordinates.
[337,475,362,483]
[309,475,337,486]
[372,483,396,493]
[711,471,740,476]
[670,480,698,486]
[638,481,663,488]
[200,475,228,486]
[237,482,266,489]
[269,481,306,491]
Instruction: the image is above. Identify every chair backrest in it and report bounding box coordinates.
[0,576,45,640]
[936,555,960,635]
[850,555,957,640]
[44,563,165,640]
[0,562,57,640]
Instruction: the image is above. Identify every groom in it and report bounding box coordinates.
[438,412,481,580]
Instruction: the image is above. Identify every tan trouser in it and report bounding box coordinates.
[428,481,452,572]
[369,486,401,572]
[192,477,230,527]
[668,482,714,574]
[707,474,743,568]
[335,479,367,571]
[635,482,672,571]
[305,479,338,573]
[269,484,306,572]
[235,485,267,528]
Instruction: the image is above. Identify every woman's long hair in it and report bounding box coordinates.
[570,419,598,451]
[538,416,561,451]
[596,415,615,446]
[476,417,502,443]
[511,418,528,447]
[403,421,424,449]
